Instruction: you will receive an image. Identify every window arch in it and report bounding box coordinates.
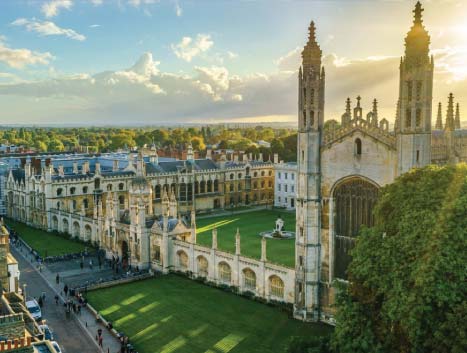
[56,188,63,196]
[269,275,284,298]
[82,186,88,194]
[218,262,231,283]
[243,268,256,290]
[355,138,362,156]
[118,183,124,191]
[197,256,208,277]
[230,173,234,180]
[178,251,188,270]
[70,187,76,195]
[107,184,113,191]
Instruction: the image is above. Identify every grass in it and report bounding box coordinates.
[87,276,331,353]
[196,210,296,267]
[5,219,88,257]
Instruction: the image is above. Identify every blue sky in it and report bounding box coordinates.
[0,0,466,125]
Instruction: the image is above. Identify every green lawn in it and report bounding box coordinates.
[5,219,88,257]
[196,210,296,267]
[87,276,331,353]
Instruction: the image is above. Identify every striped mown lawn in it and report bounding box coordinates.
[87,276,331,353]
[196,210,296,267]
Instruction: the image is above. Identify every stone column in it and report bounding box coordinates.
[261,236,267,262]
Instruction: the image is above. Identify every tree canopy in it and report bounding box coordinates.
[332,165,467,353]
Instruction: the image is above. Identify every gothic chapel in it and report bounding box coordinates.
[293,2,464,321]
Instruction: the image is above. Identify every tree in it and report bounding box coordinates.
[190,136,205,151]
[332,165,467,353]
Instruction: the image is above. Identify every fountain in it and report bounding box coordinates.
[259,216,295,239]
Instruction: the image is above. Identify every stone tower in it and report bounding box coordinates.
[294,21,325,321]
[396,1,433,175]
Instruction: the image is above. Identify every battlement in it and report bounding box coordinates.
[0,336,32,352]
[0,314,23,326]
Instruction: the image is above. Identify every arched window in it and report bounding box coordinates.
[197,256,208,277]
[261,171,265,177]
[218,262,231,283]
[178,251,188,270]
[230,173,234,180]
[118,183,124,191]
[107,184,113,191]
[57,188,63,196]
[238,173,242,179]
[155,185,161,199]
[207,180,213,193]
[213,180,219,192]
[243,268,256,290]
[82,186,88,194]
[355,138,362,156]
[310,110,315,126]
[416,109,422,127]
[200,181,206,193]
[269,275,284,298]
[119,195,125,207]
[253,172,258,177]
[405,108,412,128]
[70,187,76,195]
[83,199,89,209]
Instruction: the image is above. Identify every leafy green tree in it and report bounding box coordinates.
[48,139,65,152]
[332,165,467,353]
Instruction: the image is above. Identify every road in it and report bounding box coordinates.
[11,246,102,353]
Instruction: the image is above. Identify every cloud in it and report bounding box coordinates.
[41,0,73,18]
[127,0,158,7]
[227,51,239,60]
[174,0,182,16]
[171,34,214,62]
[89,24,101,28]
[0,37,54,69]
[12,18,86,41]
[89,0,103,5]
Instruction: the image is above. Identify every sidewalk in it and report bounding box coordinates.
[13,244,122,353]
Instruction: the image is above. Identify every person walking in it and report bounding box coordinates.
[80,260,84,270]
[55,273,60,285]
[38,296,43,308]
[63,284,68,297]
[89,259,93,270]
[54,294,59,305]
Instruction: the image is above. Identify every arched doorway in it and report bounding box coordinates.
[121,241,129,270]
[333,177,379,279]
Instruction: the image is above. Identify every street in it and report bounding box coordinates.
[11,246,102,353]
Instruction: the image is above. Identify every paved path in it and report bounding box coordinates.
[11,245,122,353]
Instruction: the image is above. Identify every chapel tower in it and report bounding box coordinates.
[294,21,325,321]
[396,1,433,175]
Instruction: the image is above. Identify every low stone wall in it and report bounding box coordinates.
[76,272,155,292]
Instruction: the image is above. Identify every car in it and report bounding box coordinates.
[50,341,62,353]
[38,324,54,341]
[26,299,42,321]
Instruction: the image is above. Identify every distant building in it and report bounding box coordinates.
[257,140,271,148]
[274,162,297,210]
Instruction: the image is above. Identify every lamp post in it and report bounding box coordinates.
[22,283,27,304]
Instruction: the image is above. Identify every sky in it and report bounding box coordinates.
[0,0,466,126]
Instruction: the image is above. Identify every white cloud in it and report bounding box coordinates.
[89,24,101,28]
[175,0,182,16]
[171,34,214,62]
[128,0,158,7]
[89,0,103,5]
[12,18,86,41]
[227,51,238,60]
[41,0,73,18]
[0,37,54,69]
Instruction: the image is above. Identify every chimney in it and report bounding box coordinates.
[234,154,239,162]
[95,161,101,174]
[58,165,64,177]
[273,153,279,164]
[206,148,212,160]
[248,153,253,160]
[73,161,78,174]
[113,160,119,172]
[258,153,263,162]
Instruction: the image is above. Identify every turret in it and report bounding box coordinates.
[455,102,461,129]
[435,102,443,130]
[445,93,455,132]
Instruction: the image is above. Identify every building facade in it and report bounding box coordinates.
[294,2,464,322]
[273,162,297,210]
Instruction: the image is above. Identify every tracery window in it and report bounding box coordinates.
[178,251,188,270]
[218,262,231,283]
[334,178,379,279]
[243,268,256,290]
[269,275,284,298]
[197,256,208,277]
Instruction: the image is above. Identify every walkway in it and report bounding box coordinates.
[11,245,122,353]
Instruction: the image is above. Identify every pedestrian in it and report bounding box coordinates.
[54,294,59,305]
[38,296,43,308]
[63,284,68,297]
[41,291,46,301]
[80,260,83,270]
[55,273,60,285]
[98,335,103,348]
[89,259,93,270]
[77,304,81,315]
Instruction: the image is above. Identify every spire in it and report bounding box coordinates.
[445,93,455,131]
[371,98,379,127]
[455,103,461,129]
[345,97,351,115]
[413,1,423,26]
[404,1,430,68]
[395,99,401,131]
[301,20,322,73]
[356,95,361,108]
[435,102,443,130]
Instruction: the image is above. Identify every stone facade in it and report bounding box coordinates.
[274,162,297,210]
[294,2,464,323]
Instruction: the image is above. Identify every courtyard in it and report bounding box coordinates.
[5,219,89,257]
[196,210,296,267]
[87,275,330,353]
